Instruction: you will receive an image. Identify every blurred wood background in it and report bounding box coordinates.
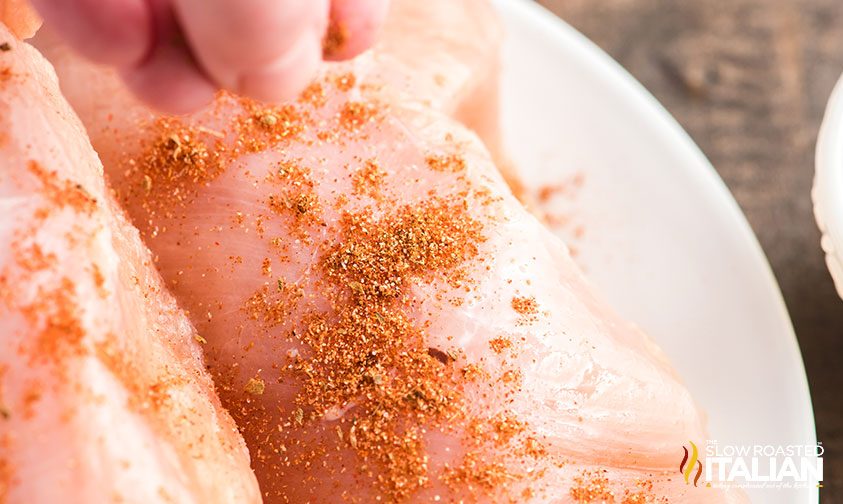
[538,0,843,499]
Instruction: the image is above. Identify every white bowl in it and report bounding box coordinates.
[496,1,817,502]
[814,72,843,299]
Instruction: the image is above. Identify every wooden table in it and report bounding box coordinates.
[539,0,843,499]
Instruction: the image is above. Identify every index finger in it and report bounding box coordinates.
[171,0,329,102]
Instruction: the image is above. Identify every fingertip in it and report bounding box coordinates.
[172,0,329,90]
[323,0,389,60]
[236,33,322,104]
[121,43,217,115]
[30,0,151,66]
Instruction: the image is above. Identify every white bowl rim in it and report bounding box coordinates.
[498,1,817,501]
[814,72,843,299]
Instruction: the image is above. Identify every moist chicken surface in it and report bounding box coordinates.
[0,24,261,504]
[1,0,750,502]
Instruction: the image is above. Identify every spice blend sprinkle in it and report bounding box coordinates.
[110,70,669,503]
[112,74,516,500]
[570,471,666,504]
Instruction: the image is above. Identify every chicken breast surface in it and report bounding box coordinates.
[35,0,746,502]
[0,24,260,504]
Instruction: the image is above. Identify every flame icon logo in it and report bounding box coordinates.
[680,441,703,486]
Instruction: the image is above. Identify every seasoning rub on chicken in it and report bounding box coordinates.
[1,0,749,502]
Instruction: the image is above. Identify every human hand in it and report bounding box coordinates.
[30,0,389,113]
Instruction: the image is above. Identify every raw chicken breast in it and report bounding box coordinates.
[373,0,518,196]
[0,25,260,503]
[37,0,746,502]
[0,0,39,39]
[375,0,503,151]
